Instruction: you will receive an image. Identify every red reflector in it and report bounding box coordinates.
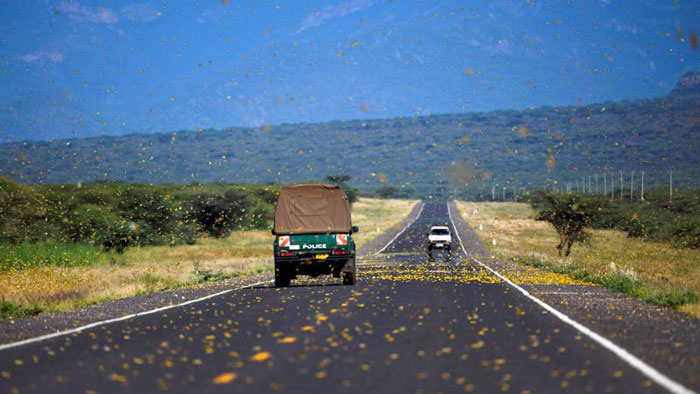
[332,249,347,255]
[280,251,293,257]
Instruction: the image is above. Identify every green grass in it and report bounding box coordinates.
[137,273,183,293]
[511,256,700,308]
[0,242,112,270]
[0,301,44,321]
[193,269,234,284]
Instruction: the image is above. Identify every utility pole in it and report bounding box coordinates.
[603,172,607,196]
[619,170,623,200]
[503,186,506,201]
[670,169,673,202]
[611,173,615,199]
[491,184,495,201]
[641,171,645,201]
[595,174,599,194]
[630,170,635,201]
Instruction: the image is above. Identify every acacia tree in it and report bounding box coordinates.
[324,174,358,204]
[376,185,399,199]
[534,192,592,257]
[325,174,351,184]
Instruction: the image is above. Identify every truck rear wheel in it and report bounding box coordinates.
[342,271,355,285]
[342,260,356,285]
[275,269,290,288]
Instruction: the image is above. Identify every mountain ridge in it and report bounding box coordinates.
[1,78,699,197]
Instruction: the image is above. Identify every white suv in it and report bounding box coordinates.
[427,226,452,252]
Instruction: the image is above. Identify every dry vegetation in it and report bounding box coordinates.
[351,198,418,251]
[456,201,700,316]
[0,198,417,317]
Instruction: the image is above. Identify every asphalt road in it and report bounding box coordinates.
[0,202,677,393]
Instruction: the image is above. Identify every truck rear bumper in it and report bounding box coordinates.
[275,255,355,278]
[428,242,451,249]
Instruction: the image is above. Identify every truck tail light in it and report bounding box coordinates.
[280,251,293,257]
[332,249,347,255]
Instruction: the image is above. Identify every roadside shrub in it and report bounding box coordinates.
[529,188,700,249]
[63,204,121,244]
[100,222,135,253]
[0,179,277,252]
[188,189,254,237]
[116,188,181,241]
[670,216,700,248]
[0,178,57,243]
[75,187,119,206]
[246,202,274,230]
[255,186,279,205]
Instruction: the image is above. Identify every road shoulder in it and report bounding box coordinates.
[0,273,271,346]
[449,201,700,391]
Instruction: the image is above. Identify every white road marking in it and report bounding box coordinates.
[0,279,273,352]
[447,202,695,394]
[374,202,425,255]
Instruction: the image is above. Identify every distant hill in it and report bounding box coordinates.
[671,71,700,96]
[1,76,699,198]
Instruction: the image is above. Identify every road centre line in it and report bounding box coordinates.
[0,280,273,352]
[446,202,695,394]
[374,202,425,255]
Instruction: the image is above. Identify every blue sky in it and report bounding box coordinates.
[0,0,698,141]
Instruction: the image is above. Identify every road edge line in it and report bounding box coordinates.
[374,201,425,255]
[0,280,272,352]
[447,202,696,394]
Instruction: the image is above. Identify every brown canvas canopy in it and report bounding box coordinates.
[274,184,351,235]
